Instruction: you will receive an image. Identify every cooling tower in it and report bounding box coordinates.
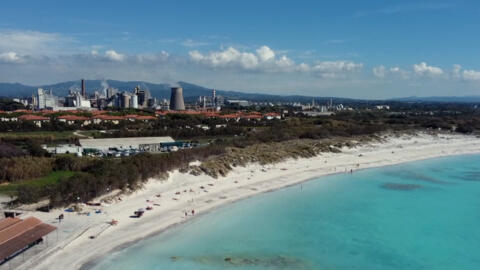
[169,87,185,110]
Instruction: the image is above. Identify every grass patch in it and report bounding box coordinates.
[0,171,76,195]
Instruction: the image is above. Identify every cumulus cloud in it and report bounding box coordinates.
[256,46,275,62]
[372,65,386,78]
[413,62,443,77]
[453,65,480,81]
[311,61,363,78]
[189,46,362,77]
[105,50,125,61]
[0,51,22,63]
[189,47,259,70]
[462,69,480,81]
[452,64,461,76]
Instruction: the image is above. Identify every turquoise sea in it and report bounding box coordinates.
[89,154,480,270]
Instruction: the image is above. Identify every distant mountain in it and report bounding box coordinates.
[0,83,36,97]
[0,80,478,104]
[391,96,480,103]
[0,80,360,104]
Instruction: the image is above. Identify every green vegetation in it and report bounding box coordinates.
[0,104,479,207]
[0,171,75,195]
[0,131,76,140]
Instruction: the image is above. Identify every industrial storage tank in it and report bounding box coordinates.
[130,95,139,109]
[169,87,185,110]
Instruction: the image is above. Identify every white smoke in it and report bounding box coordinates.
[100,79,109,97]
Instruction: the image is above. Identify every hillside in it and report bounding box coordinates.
[0,80,478,104]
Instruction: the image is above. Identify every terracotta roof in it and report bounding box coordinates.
[241,114,262,119]
[40,110,56,115]
[219,113,241,119]
[136,115,156,120]
[264,112,281,117]
[0,217,56,262]
[58,115,90,121]
[18,115,50,121]
[0,218,21,232]
[93,115,124,121]
[0,217,42,244]
[91,110,108,115]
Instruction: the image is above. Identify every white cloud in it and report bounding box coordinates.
[452,64,462,78]
[181,39,210,47]
[0,30,74,56]
[450,64,480,81]
[390,67,410,79]
[413,62,443,77]
[105,50,125,61]
[136,51,169,63]
[462,69,480,81]
[372,65,386,78]
[311,61,363,78]
[256,46,275,62]
[296,63,310,72]
[189,47,259,70]
[0,51,22,63]
[189,46,362,77]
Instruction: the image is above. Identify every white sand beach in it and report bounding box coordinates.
[4,132,480,270]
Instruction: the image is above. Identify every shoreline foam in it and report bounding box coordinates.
[8,132,480,270]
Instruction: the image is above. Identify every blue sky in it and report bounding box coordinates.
[0,0,479,98]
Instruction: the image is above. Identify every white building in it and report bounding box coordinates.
[36,88,57,109]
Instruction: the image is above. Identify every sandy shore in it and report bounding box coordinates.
[5,132,480,270]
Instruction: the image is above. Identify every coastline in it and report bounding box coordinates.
[9,132,480,270]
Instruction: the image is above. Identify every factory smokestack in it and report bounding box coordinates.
[81,79,86,98]
[169,87,185,110]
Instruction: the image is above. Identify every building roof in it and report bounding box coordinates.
[135,115,156,120]
[79,136,175,150]
[241,114,262,119]
[18,115,50,121]
[92,115,124,121]
[264,112,281,117]
[0,217,56,262]
[0,218,21,232]
[91,110,108,115]
[58,115,90,121]
[219,113,241,119]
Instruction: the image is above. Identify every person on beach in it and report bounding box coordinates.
[192,210,195,215]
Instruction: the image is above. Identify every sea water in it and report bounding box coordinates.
[90,154,480,270]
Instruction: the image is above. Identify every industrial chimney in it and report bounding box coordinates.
[169,87,185,110]
[81,79,86,98]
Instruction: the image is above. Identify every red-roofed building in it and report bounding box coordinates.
[91,110,108,115]
[219,113,241,121]
[263,112,281,120]
[92,115,124,125]
[13,109,32,113]
[241,114,262,120]
[136,115,156,121]
[0,217,56,264]
[58,115,91,126]
[18,115,50,127]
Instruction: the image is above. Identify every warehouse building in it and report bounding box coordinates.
[79,136,176,152]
